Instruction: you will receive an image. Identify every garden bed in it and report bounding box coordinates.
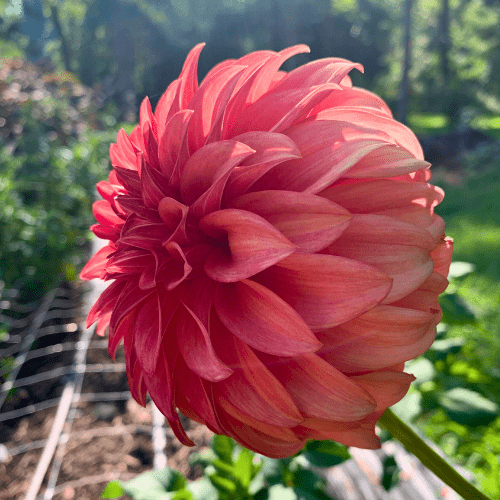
[0,282,213,500]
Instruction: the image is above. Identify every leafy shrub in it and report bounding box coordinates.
[101,435,352,500]
[393,261,500,499]
[0,59,115,300]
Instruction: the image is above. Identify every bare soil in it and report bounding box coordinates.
[0,284,212,500]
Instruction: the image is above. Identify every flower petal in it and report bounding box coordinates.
[309,86,393,117]
[180,140,254,205]
[229,190,351,252]
[325,214,435,303]
[214,279,321,356]
[174,354,222,434]
[80,243,114,280]
[154,78,180,137]
[276,58,363,91]
[96,310,112,337]
[106,248,154,275]
[431,236,454,277]
[119,215,169,249]
[144,343,195,446]
[218,396,300,442]
[108,310,133,359]
[140,154,172,208]
[188,65,247,152]
[86,278,126,328]
[114,195,162,221]
[110,128,137,171]
[177,276,215,329]
[321,178,444,212]
[377,206,446,242]
[259,352,376,421]
[316,305,437,373]
[285,119,393,157]
[96,180,120,203]
[350,371,415,412]
[214,407,306,459]
[158,109,194,182]
[343,144,430,179]
[140,101,159,169]
[230,84,338,136]
[255,253,392,330]
[223,45,311,138]
[252,139,389,194]
[315,106,424,160]
[156,242,192,290]
[109,277,154,333]
[176,303,233,382]
[93,200,124,227]
[223,132,301,200]
[201,209,296,282]
[134,291,179,375]
[305,425,381,449]
[178,43,205,109]
[210,319,305,426]
[91,223,121,241]
[113,166,142,198]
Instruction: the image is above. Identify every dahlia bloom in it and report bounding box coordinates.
[82,44,453,458]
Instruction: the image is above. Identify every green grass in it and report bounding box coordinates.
[408,113,451,135]
[408,113,500,140]
[435,166,500,369]
[471,116,500,140]
[437,169,500,278]
[408,160,500,498]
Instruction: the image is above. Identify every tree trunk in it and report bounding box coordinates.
[49,4,72,72]
[398,0,412,124]
[440,0,451,86]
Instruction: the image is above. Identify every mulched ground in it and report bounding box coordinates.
[0,283,213,500]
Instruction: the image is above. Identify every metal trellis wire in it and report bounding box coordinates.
[0,250,169,500]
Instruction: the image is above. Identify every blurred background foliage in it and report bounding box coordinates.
[1,0,500,123]
[1,0,499,497]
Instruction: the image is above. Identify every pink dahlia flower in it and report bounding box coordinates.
[82,44,453,458]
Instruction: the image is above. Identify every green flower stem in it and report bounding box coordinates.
[378,409,491,500]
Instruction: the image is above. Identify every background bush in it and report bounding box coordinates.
[0,59,115,299]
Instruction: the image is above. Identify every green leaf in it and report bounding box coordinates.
[211,435,234,464]
[168,470,188,491]
[304,440,350,467]
[208,473,237,495]
[233,448,253,489]
[292,468,324,492]
[121,469,174,500]
[172,489,192,500]
[293,488,327,500]
[440,294,476,325]
[381,455,400,491]
[101,481,124,499]
[438,388,499,427]
[212,458,234,477]
[254,488,269,500]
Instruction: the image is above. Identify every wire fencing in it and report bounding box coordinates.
[0,280,172,500]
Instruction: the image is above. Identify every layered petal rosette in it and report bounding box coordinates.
[82,44,453,458]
